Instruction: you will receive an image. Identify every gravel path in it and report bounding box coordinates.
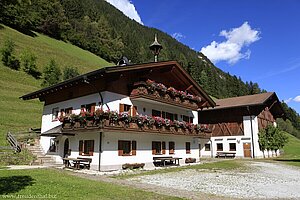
[129,161,300,199]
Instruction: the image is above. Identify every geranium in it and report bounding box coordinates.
[186,93,194,100]
[167,87,178,96]
[179,91,187,99]
[144,115,155,127]
[156,83,167,93]
[109,111,119,123]
[119,112,131,124]
[132,115,144,127]
[153,116,165,127]
[165,119,172,127]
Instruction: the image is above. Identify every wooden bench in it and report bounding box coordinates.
[153,156,182,166]
[216,152,236,158]
[77,157,92,169]
[63,157,92,170]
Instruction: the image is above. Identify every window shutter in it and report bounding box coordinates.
[169,142,175,154]
[79,140,83,155]
[152,142,156,155]
[131,141,136,155]
[89,140,94,156]
[119,104,124,113]
[118,140,123,156]
[132,106,137,117]
[162,141,166,154]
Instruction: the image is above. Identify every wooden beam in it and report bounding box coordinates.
[185,85,193,91]
[268,100,277,110]
[224,123,232,136]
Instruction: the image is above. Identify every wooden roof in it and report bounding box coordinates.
[20,61,216,108]
[200,92,285,119]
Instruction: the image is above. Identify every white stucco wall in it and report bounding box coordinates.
[199,115,278,158]
[40,91,200,168]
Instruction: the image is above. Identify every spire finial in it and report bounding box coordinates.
[149,34,163,62]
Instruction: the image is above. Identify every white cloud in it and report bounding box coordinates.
[284,98,293,103]
[172,32,185,41]
[294,95,300,102]
[106,0,143,24]
[285,96,300,103]
[201,22,260,64]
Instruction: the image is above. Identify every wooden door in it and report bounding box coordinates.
[243,142,251,158]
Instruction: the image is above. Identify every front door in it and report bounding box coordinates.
[243,142,251,158]
[63,138,69,158]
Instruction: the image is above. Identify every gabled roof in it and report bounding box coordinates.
[200,92,285,118]
[20,61,216,107]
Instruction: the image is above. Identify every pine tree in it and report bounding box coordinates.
[42,59,62,87]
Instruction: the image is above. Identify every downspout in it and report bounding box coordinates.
[247,106,255,159]
[98,132,103,171]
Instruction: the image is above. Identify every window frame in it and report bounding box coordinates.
[216,143,223,151]
[118,140,136,156]
[204,143,211,151]
[169,141,175,154]
[52,107,59,121]
[186,142,191,154]
[152,141,166,155]
[229,143,236,151]
[79,140,94,156]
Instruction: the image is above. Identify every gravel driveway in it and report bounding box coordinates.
[129,161,300,199]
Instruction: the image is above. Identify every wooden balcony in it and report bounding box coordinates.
[129,81,203,110]
[61,118,211,138]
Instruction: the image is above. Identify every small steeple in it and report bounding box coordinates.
[149,34,163,62]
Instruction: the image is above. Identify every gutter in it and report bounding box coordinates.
[247,106,255,158]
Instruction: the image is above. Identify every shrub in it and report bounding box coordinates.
[63,66,80,80]
[20,50,41,79]
[42,59,62,87]
[1,38,20,70]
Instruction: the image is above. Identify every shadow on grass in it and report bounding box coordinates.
[0,176,35,195]
[274,158,300,162]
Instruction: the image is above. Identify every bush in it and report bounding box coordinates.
[42,59,62,87]
[1,38,20,70]
[20,50,41,79]
[63,66,80,80]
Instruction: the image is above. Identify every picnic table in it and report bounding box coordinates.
[153,156,182,166]
[63,157,92,170]
[216,152,236,158]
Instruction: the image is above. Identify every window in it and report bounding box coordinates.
[204,144,211,151]
[118,140,136,156]
[229,143,236,151]
[216,143,223,151]
[186,142,191,154]
[183,115,190,123]
[52,107,59,121]
[166,112,174,120]
[49,138,56,152]
[79,140,94,156]
[152,109,161,117]
[152,141,166,155]
[119,104,137,116]
[169,141,175,154]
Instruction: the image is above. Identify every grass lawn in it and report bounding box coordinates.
[0,169,181,200]
[0,25,112,147]
[273,134,300,167]
[116,159,244,179]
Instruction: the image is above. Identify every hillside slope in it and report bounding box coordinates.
[0,25,112,145]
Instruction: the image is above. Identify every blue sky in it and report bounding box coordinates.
[106,0,300,114]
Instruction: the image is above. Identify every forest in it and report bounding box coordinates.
[1,0,299,138]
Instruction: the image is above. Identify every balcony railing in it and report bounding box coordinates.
[130,80,203,110]
[60,112,211,138]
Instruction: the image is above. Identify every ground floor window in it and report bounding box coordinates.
[79,140,94,156]
[216,143,223,151]
[186,142,191,154]
[204,143,211,151]
[169,141,175,154]
[152,141,166,155]
[118,140,136,156]
[229,143,236,151]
